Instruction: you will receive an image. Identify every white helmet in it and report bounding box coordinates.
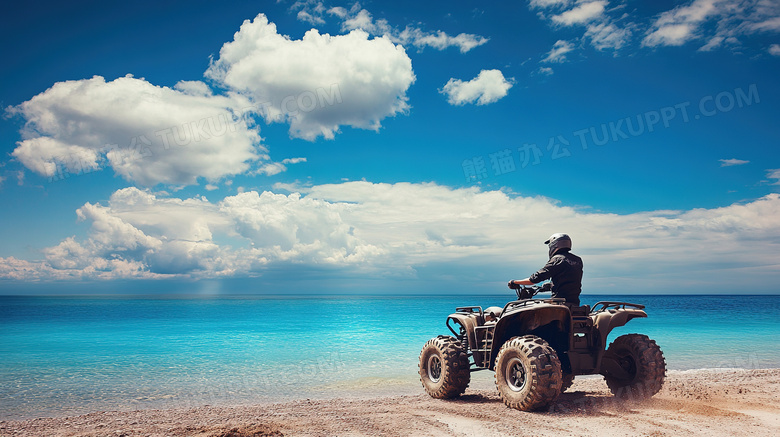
[544,233,572,258]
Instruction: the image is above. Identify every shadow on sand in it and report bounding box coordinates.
[442,389,653,416]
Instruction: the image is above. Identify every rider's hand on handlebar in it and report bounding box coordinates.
[517,287,533,300]
[508,280,520,290]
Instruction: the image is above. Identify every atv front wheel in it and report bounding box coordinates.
[602,334,666,399]
[494,335,562,411]
[419,335,470,399]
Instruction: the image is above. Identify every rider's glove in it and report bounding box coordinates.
[508,281,520,290]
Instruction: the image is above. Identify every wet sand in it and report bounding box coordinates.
[2,368,778,436]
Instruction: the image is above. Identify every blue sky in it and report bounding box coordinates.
[1,0,779,294]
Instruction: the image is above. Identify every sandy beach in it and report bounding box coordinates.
[1,368,778,436]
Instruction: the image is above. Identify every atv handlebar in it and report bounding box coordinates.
[515,285,540,300]
[511,282,552,300]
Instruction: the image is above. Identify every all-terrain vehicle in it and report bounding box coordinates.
[419,286,666,411]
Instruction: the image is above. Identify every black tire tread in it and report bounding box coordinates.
[419,335,471,399]
[604,333,666,399]
[494,335,562,411]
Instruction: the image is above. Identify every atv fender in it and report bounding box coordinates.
[592,308,647,371]
[489,304,571,370]
[446,313,482,350]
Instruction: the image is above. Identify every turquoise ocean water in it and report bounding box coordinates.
[1,294,779,420]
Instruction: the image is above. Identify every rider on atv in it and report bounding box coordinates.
[420,233,665,411]
[508,233,583,306]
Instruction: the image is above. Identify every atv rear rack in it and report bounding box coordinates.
[590,301,645,313]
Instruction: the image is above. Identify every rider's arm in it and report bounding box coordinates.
[509,256,564,288]
[529,256,565,284]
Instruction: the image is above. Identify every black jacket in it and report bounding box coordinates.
[529,249,583,305]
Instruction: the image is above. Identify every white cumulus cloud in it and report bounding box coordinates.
[8,75,262,186]
[205,14,415,141]
[440,70,514,106]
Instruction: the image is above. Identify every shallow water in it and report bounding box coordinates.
[1,294,778,420]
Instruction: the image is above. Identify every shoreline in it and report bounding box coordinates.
[2,368,778,436]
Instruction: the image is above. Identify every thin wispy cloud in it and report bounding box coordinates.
[719,158,750,167]
[339,9,488,53]
[293,0,326,24]
[295,2,489,53]
[530,0,780,54]
[538,66,555,75]
[642,0,780,51]
[767,169,780,185]
[643,0,722,47]
[530,0,632,52]
[256,158,308,177]
[542,40,575,63]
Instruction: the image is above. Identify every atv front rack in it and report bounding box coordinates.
[455,306,484,317]
[447,306,496,369]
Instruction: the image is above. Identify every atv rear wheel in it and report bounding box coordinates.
[419,335,470,399]
[602,334,666,399]
[494,335,562,411]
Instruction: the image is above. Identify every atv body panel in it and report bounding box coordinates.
[445,299,648,375]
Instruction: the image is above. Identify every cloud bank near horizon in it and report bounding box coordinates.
[2,181,778,293]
